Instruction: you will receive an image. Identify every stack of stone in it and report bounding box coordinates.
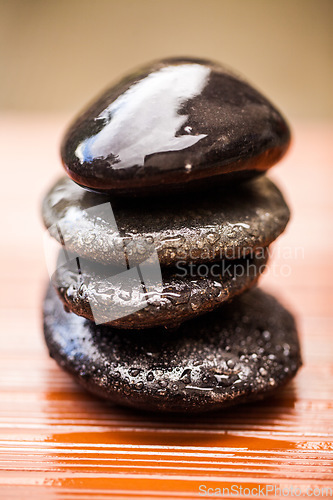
[42,58,301,413]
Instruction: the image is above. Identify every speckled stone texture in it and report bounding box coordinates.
[43,285,301,413]
[42,176,289,266]
[51,251,268,329]
[61,57,290,195]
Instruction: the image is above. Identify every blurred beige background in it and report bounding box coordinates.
[0,0,332,120]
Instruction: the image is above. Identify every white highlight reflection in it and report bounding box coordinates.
[75,64,210,168]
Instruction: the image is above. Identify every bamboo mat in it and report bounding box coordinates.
[0,116,332,498]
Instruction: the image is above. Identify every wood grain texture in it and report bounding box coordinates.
[0,116,332,498]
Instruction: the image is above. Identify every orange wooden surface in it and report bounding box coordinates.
[0,116,332,498]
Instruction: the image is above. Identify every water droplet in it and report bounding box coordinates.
[206,232,219,245]
[180,369,191,385]
[79,364,87,377]
[136,241,149,255]
[262,330,271,340]
[227,359,235,369]
[123,385,131,395]
[83,232,96,244]
[129,368,141,377]
[161,235,186,247]
[190,296,202,311]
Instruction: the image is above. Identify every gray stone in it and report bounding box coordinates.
[42,176,289,266]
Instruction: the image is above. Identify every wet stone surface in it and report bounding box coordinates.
[42,176,289,266]
[51,251,268,329]
[43,286,301,413]
[61,57,291,195]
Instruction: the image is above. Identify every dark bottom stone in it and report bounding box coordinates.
[43,284,302,413]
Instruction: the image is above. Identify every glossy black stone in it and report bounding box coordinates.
[42,176,290,266]
[51,251,268,329]
[43,285,301,413]
[61,57,291,195]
